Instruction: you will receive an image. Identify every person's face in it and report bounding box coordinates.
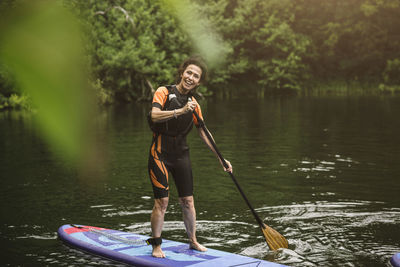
[180,64,202,91]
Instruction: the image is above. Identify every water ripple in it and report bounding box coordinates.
[98,200,399,266]
[254,201,400,266]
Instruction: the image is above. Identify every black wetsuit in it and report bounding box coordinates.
[148,85,203,199]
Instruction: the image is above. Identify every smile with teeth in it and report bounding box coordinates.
[184,79,193,86]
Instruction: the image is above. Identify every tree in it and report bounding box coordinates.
[292,0,400,84]
[193,0,311,94]
[68,0,192,102]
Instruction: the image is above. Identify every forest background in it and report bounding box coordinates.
[1,0,400,109]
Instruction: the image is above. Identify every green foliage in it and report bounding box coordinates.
[0,0,95,163]
[161,0,231,68]
[2,0,400,106]
[0,93,31,110]
[383,58,400,85]
[292,0,400,83]
[193,0,310,92]
[91,78,114,105]
[0,93,8,109]
[68,0,400,96]
[379,58,400,94]
[67,0,195,102]
[0,65,18,96]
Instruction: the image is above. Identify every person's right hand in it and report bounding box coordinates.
[183,101,197,113]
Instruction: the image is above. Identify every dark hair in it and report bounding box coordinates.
[176,55,208,84]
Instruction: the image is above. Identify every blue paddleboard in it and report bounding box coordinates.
[58,224,286,267]
[391,253,400,267]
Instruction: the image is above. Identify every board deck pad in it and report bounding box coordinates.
[58,224,287,267]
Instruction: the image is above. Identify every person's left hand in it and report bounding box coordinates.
[221,159,232,173]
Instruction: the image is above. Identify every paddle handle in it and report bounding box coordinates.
[192,110,265,228]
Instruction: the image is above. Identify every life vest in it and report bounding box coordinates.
[148,85,194,137]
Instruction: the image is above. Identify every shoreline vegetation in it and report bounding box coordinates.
[1,81,399,111]
[1,0,400,110]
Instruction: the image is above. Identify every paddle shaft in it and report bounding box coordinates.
[192,110,265,228]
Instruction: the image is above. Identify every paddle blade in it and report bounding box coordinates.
[261,223,289,250]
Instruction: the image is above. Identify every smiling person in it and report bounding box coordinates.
[147,56,232,258]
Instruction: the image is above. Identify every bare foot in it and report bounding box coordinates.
[152,245,166,258]
[189,241,207,252]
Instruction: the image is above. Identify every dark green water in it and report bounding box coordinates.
[1,96,399,266]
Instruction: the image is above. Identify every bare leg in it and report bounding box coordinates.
[150,197,169,258]
[179,196,207,252]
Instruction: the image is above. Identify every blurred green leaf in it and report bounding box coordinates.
[160,0,230,67]
[0,0,94,163]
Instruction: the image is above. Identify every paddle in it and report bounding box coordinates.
[192,108,288,250]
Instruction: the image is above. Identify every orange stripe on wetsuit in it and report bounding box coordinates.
[152,87,169,110]
[149,135,169,191]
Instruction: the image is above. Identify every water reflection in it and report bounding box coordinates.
[1,96,400,266]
